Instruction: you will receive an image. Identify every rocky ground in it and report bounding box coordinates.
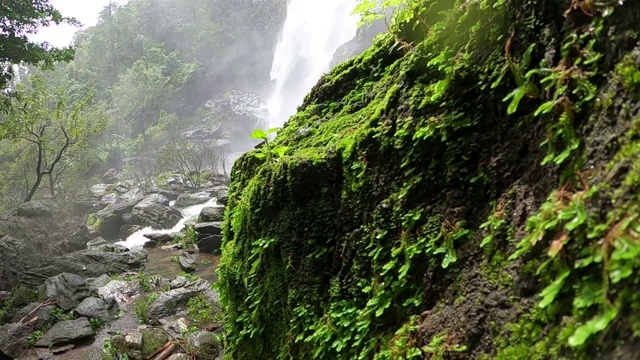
[0,169,230,360]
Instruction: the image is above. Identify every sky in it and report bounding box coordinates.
[30,0,129,48]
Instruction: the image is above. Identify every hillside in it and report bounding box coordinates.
[219,1,640,359]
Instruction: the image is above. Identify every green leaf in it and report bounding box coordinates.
[568,306,618,347]
[534,100,557,116]
[538,268,570,308]
[250,129,267,140]
[266,127,280,135]
[505,87,526,115]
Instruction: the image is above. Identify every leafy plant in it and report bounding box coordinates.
[187,295,221,328]
[90,317,104,332]
[134,293,159,324]
[27,330,44,347]
[422,331,468,360]
[250,128,289,163]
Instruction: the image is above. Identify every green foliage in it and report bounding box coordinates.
[614,55,640,91]
[422,331,468,360]
[27,330,44,347]
[186,294,221,328]
[51,307,76,322]
[133,293,158,324]
[250,128,289,163]
[90,317,104,332]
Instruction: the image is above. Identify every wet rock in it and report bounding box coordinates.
[15,201,57,218]
[179,252,197,273]
[193,222,223,236]
[198,206,224,222]
[51,343,76,354]
[44,273,90,311]
[168,354,192,360]
[35,318,94,348]
[170,276,189,289]
[11,302,56,329]
[100,193,120,207]
[175,192,211,207]
[86,237,108,249]
[102,168,120,184]
[88,274,112,293]
[20,248,145,289]
[160,317,189,338]
[127,199,181,230]
[147,280,218,325]
[197,235,223,253]
[148,188,180,201]
[0,323,30,358]
[122,187,144,202]
[90,184,113,198]
[125,329,143,355]
[98,280,136,305]
[141,327,169,357]
[217,196,229,206]
[0,291,11,307]
[143,232,177,244]
[120,225,143,237]
[95,200,141,239]
[185,331,221,359]
[74,297,118,322]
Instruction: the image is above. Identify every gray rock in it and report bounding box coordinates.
[15,201,57,218]
[90,184,113,198]
[124,329,143,352]
[193,222,223,236]
[86,237,108,249]
[126,200,182,230]
[102,168,120,184]
[122,187,144,202]
[168,354,192,360]
[140,327,169,357]
[35,318,94,347]
[138,193,170,207]
[143,232,177,244]
[11,302,56,329]
[217,196,228,206]
[179,253,197,273]
[97,280,136,305]
[88,274,112,292]
[99,193,120,207]
[148,188,180,201]
[198,206,224,222]
[74,297,118,322]
[175,192,211,207]
[120,225,143,237]
[147,280,218,325]
[160,317,189,338]
[170,276,189,289]
[185,331,221,359]
[44,273,90,311]
[0,323,30,358]
[20,248,145,289]
[197,235,223,253]
[94,199,141,239]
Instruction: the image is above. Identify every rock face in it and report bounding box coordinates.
[12,302,56,329]
[185,331,221,359]
[198,206,224,222]
[44,273,90,311]
[126,201,181,230]
[19,247,145,290]
[175,192,211,207]
[74,297,119,322]
[197,235,223,253]
[35,317,94,347]
[146,279,218,325]
[179,252,197,272]
[0,323,30,358]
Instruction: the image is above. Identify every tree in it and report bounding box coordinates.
[0,0,77,109]
[1,75,103,202]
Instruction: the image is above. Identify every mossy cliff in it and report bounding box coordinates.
[219,1,640,359]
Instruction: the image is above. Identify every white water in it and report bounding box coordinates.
[266,0,360,128]
[117,198,218,249]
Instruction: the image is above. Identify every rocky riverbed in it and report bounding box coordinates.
[0,173,229,360]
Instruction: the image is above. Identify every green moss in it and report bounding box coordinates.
[219,0,640,359]
[615,55,640,91]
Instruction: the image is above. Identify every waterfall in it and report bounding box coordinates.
[266,0,360,128]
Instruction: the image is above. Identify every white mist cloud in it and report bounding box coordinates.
[30,0,130,48]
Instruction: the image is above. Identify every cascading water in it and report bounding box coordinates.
[266,0,360,128]
[117,198,218,249]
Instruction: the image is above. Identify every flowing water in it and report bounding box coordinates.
[266,0,360,128]
[117,198,219,249]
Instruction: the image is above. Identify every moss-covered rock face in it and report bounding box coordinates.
[219,1,640,359]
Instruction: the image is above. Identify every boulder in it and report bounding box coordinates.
[102,168,120,184]
[143,232,177,244]
[97,280,136,305]
[148,188,180,201]
[20,248,145,289]
[141,327,169,357]
[160,317,189,338]
[175,192,211,207]
[193,222,223,236]
[88,274,112,293]
[95,199,141,239]
[185,331,221,359]
[170,276,189,289]
[168,353,192,360]
[122,187,144,202]
[90,184,113,198]
[86,237,108,249]
[100,193,120,207]
[126,198,181,230]
[197,235,223,253]
[179,253,197,273]
[74,297,118,322]
[146,280,219,325]
[14,201,57,218]
[0,323,30,358]
[217,196,229,207]
[44,273,90,311]
[198,206,224,222]
[11,302,56,329]
[120,225,143,237]
[35,317,94,348]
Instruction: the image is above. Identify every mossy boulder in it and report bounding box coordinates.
[220,1,640,359]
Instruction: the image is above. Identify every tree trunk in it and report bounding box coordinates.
[24,173,43,203]
[48,173,55,197]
